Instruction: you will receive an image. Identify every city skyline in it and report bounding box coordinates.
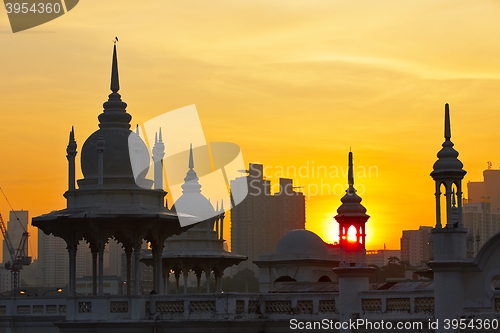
[2,1,500,254]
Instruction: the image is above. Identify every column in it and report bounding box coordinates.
[98,247,104,295]
[125,249,132,295]
[92,250,97,295]
[134,245,141,295]
[152,251,157,293]
[68,247,77,296]
[156,249,163,294]
[183,271,188,294]
[205,270,211,294]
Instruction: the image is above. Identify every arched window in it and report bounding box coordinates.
[318,275,331,282]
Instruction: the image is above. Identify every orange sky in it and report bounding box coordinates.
[1,1,500,259]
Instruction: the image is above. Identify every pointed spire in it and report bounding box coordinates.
[111,44,120,93]
[99,44,131,129]
[135,124,139,135]
[188,144,194,169]
[336,151,368,216]
[431,103,466,177]
[221,200,224,211]
[444,103,451,140]
[215,201,219,211]
[348,151,354,188]
[181,144,201,193]
[159,127,163,142]
[67,126,77,154]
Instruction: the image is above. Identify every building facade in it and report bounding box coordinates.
[400,226,432,267]
[230,163,305,274]
[463,170,500,250]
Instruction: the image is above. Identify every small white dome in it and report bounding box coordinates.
[274,229,328,257]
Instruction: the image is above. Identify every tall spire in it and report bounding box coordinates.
[444,103,451,140]
[336,151,368,216]
[181,144,201,193]
[98,44,131,129]
[431,104,466,176]
[111,44,119,93]
[348,151,354,188]
[188,144,194,169]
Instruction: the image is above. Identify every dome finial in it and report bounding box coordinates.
[445,103,451,140]
[99,44,131,129]
[348,150,354,188]
[111,44,119,93]
[188,144,194,169]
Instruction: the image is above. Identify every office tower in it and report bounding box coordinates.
[464,169,500,250]
[230,163,305,274]
[400,226,432,267]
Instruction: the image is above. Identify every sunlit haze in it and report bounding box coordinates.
[1,1,500,258]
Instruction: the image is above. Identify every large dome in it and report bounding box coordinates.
[274,229,328,257]
[81,128,149,180]
[79,44,150,184]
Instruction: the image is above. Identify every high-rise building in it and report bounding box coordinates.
[38,229,69,287]
[400,226,432,267]
[2,210,28,264]
[230,163,305,274]
[463,169,500,250]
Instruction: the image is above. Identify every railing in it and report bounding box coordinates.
[1,293,498,322]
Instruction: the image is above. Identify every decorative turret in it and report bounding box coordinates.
[152,128,165,190]
[335,151,369,266]
[431,103,467,229]
[66,127,77,191]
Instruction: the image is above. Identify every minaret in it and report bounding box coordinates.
[334,151,369,267]
[333,151,374,332]
[430,103,467,261]
[66,126,77,191]
[152,128,165,190]
[428,104,468,333]
[66,127,77,208]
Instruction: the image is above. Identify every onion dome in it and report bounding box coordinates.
[172,145,215,224]
[431,104,467,180]
[80,45,150,183]
[335,151,369,218]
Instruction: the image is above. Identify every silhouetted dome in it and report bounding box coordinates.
[172,192,215,227]
[81,128,150,180]
[431,104,466,179]
[336,189,367,216]
[274,230,328,257]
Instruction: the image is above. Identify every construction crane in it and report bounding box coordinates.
[0,188,31,296]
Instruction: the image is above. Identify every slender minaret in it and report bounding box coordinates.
[66,127,77,208]
[333,151,374,333]
[66,126,77,191]
[429,104,468,333]
[334,151,369,267]
[430,103,467,261]
[152,128,165,190]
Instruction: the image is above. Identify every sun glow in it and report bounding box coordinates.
[347,225,357,243]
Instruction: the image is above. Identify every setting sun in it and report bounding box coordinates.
[347,225,357,243]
